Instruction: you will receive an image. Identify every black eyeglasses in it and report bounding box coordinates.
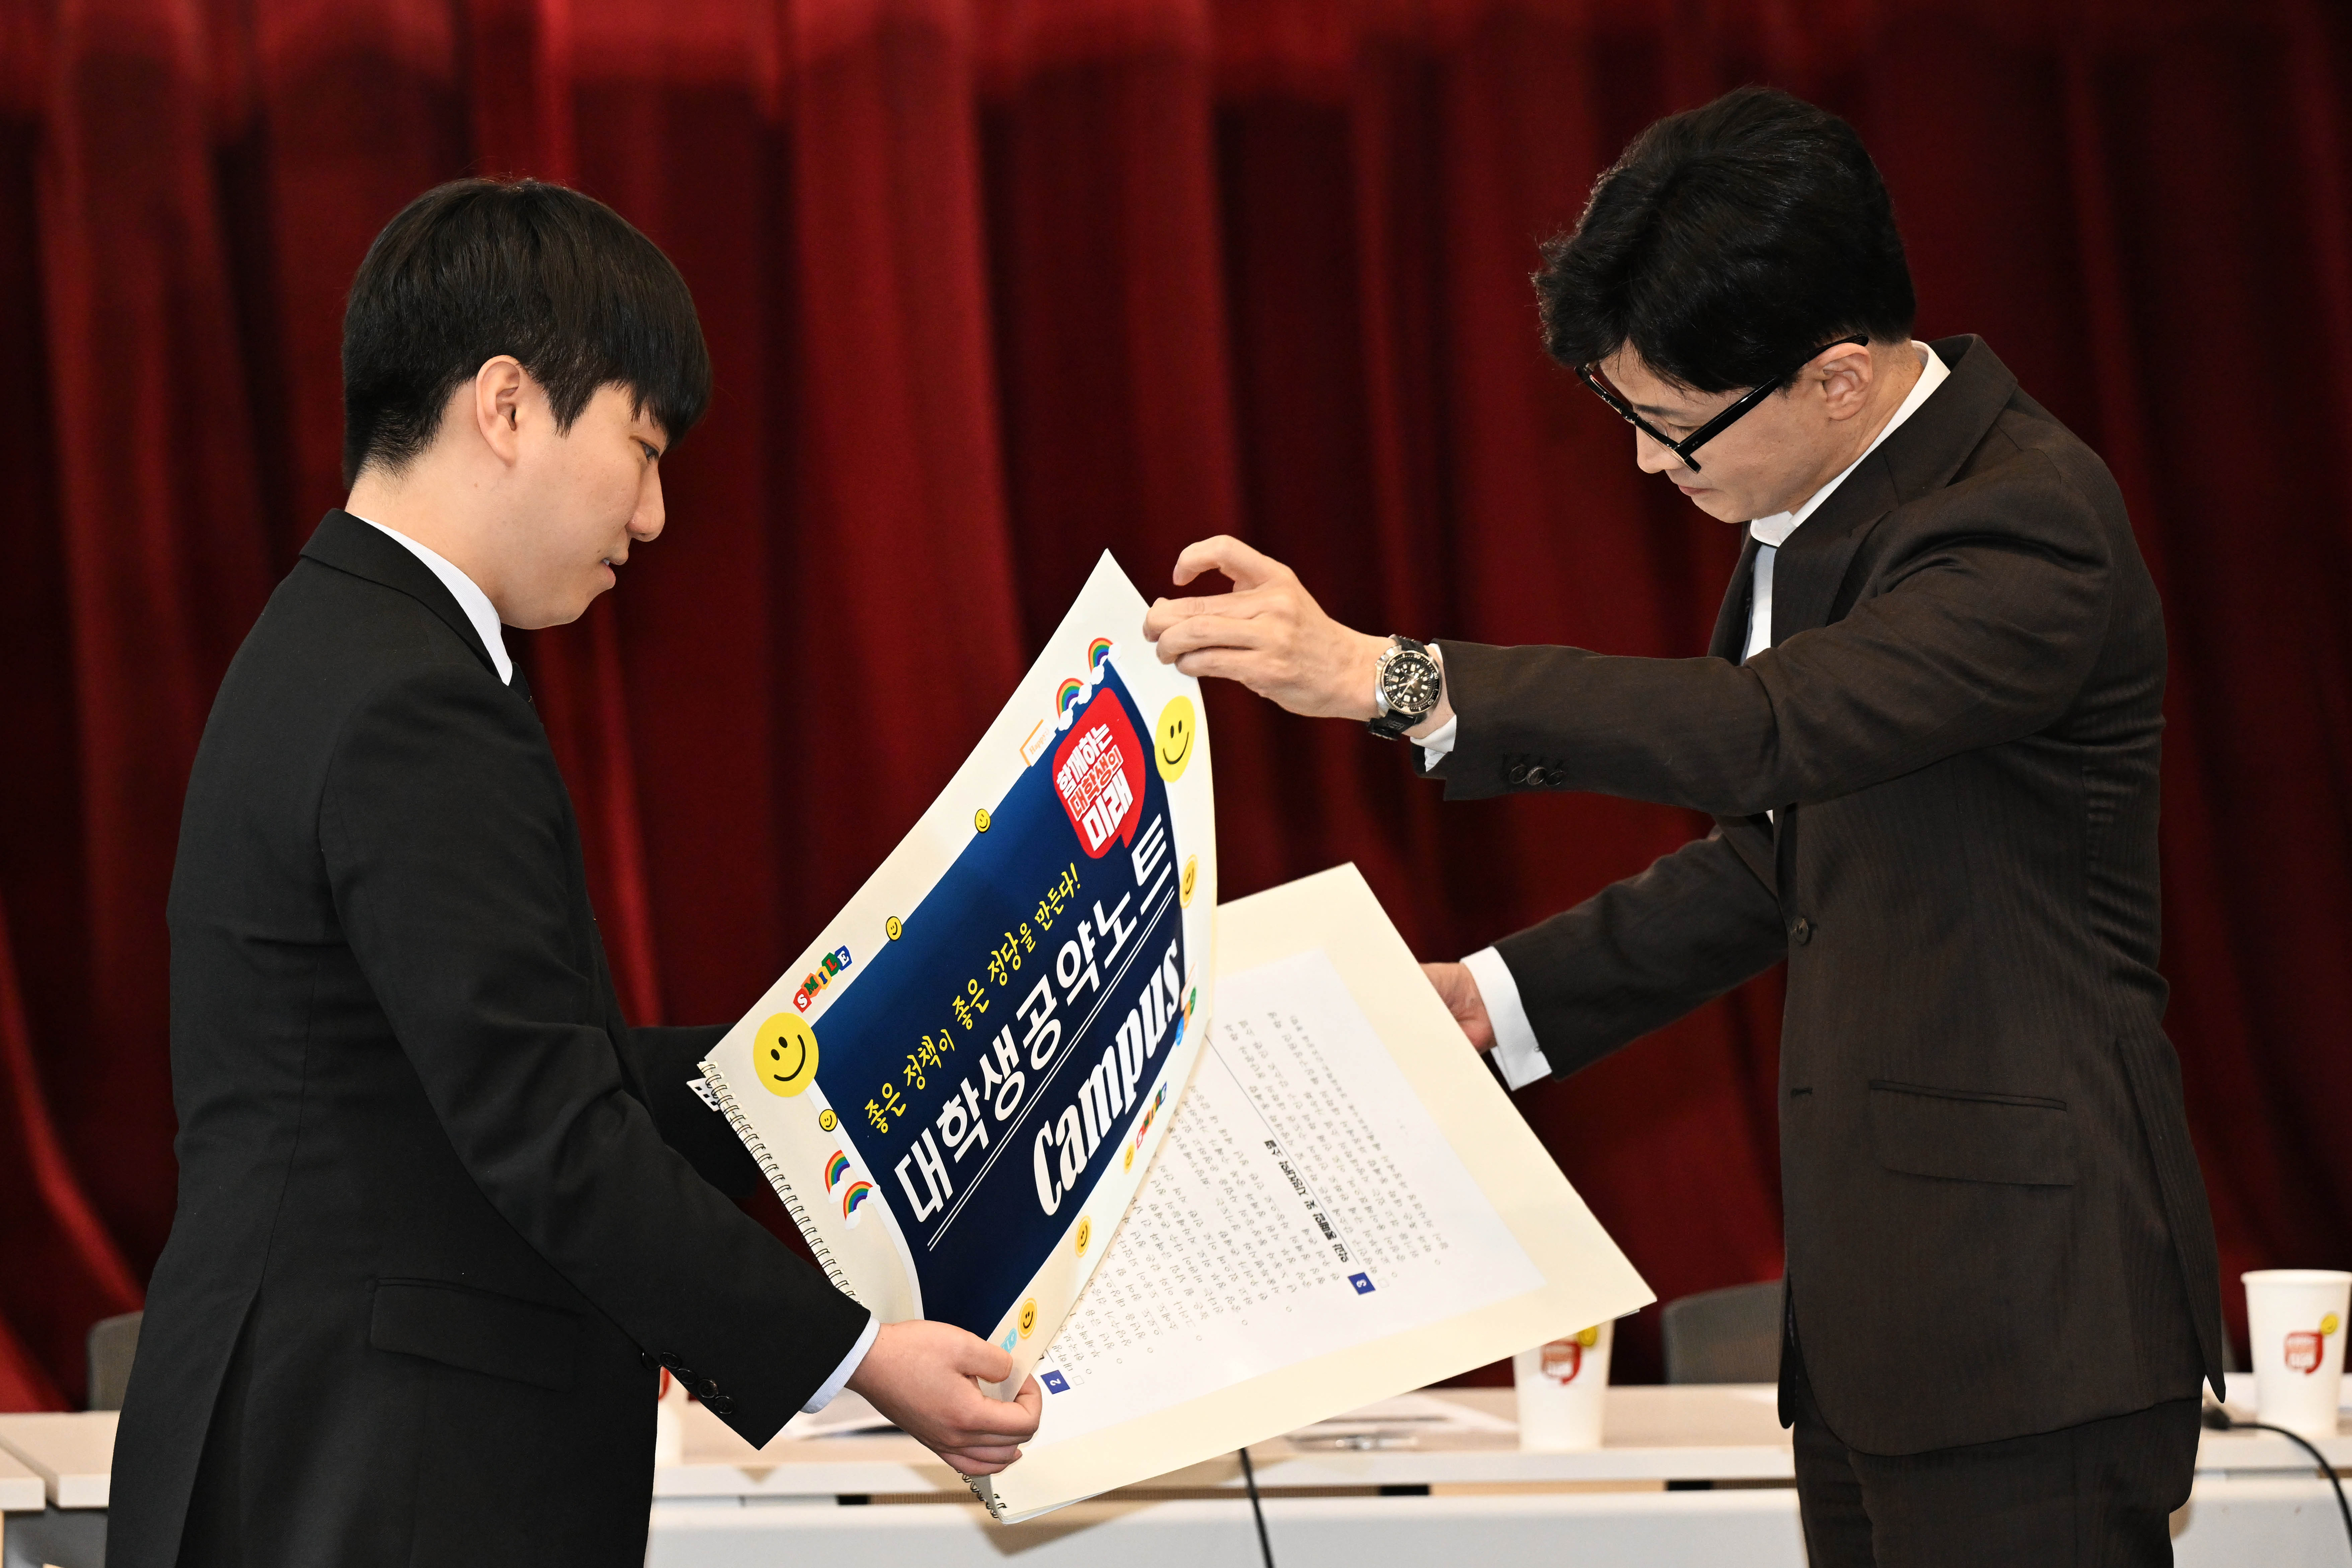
[1575,335,1868,473]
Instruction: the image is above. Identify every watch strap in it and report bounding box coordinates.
[1367,635,1437,741]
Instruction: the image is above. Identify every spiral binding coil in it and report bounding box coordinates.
[697,1061,860,1303]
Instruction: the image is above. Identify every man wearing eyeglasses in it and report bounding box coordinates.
[1144,86,2221,1566]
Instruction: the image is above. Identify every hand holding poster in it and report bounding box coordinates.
[699,554,1217,1397]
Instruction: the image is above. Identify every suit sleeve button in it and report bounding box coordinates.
[704,1395,736,1416]
[1791,917,1813,945]
[1506,763,1528,784]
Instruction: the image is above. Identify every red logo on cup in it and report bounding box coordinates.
[2285,1330,2323,1375]
[1053,690,1144,858]
[1539,1340,1585,1385]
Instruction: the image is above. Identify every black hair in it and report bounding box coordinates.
[341,178,711,486]
[1534,86,1915,393]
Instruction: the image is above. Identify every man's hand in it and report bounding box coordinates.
[1422,961,1494,1052]
[1142,537,1391,720]
[846,1319,1042,1476]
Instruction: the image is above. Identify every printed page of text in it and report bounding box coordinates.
[1030,948,1543,1444]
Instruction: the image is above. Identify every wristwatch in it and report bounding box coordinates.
[1368,636,1444,740]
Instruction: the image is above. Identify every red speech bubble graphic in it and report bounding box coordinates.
[1053,688,1145,858]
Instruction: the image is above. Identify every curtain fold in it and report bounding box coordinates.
[2,0,2344,1406]
[0,890,142,1411]
[36,0,276,1286]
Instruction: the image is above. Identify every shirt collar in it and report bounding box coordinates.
[1748,340,1950,549]
[349,515,514,684]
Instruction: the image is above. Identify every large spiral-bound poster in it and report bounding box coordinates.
[700,553,1216,1396]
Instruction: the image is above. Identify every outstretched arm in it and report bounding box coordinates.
[1142,535,1455,738]
[1415,829,1787,1079]
[1490,828,1789,1077]
[1147,473,2113,815]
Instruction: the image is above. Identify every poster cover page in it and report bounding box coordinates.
[700,553,1216,1395]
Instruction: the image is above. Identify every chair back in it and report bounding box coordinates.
[86,1310,143,1410]
[1661,1279,1783,1384]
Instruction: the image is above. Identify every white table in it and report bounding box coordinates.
[654,1385,1810,1567]
[0,1449,42,1517]
[5,1388,2347,1567]
[648,1384,2352,1568]
[0,1414,114,1510]
[0,1413,111,1568]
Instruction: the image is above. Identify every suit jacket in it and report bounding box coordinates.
[1431,337,2223,1455]
[108,511,868,1567]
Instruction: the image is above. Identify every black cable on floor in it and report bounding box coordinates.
[2203,1404,2351,1558]
[1238,1446,1275,1568]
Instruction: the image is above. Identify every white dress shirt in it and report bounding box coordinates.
[802,1315,878,1413]
[1444,342,1951,1091]
[352,516,516,686]
[351,512,878,1409]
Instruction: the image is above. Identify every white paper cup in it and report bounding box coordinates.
[2243,1269,2350,1439]
[1514,1320,1614,1450]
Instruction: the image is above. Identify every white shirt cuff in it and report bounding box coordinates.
[802,1311,879,1413]
[1415,714,1459,771]
[1462,945,1548,1089]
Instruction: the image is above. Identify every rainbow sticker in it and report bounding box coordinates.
[841,1181,874,1226]
[1056,677,1086,714]
[1087,637,1113,671]
[824,1150,851,1192]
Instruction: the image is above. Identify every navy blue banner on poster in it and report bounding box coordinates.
[699,554,1215,1389]
[814,664,1191,1335]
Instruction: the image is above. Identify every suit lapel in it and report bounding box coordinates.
[298,510,503,681]
[1706,336,2026,874]
[1757,457,1898,882]
[1763,335,2023,643]
[1703,533,1779,870]
[1770,459,1899,641]
[1708,533,1763,663]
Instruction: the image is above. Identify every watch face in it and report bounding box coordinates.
[1381,649,1442,717]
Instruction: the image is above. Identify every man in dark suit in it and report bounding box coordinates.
[1145,89,2222,1565]
[109,179,1038,1568]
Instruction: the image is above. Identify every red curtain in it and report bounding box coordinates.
[3,0,2347,1409]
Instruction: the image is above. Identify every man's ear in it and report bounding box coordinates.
[472,356,529,464]
[1813,341,1877,421]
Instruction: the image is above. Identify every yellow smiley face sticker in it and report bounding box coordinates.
[818,1108,838,1132]
[1155,696,1197,783]
[1075,1216,1092,1256]
[2324,1312,2343,1336]
[1018,1298,1038,1338]
[753,1012,820,1097]
[1181,854,1198,908]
